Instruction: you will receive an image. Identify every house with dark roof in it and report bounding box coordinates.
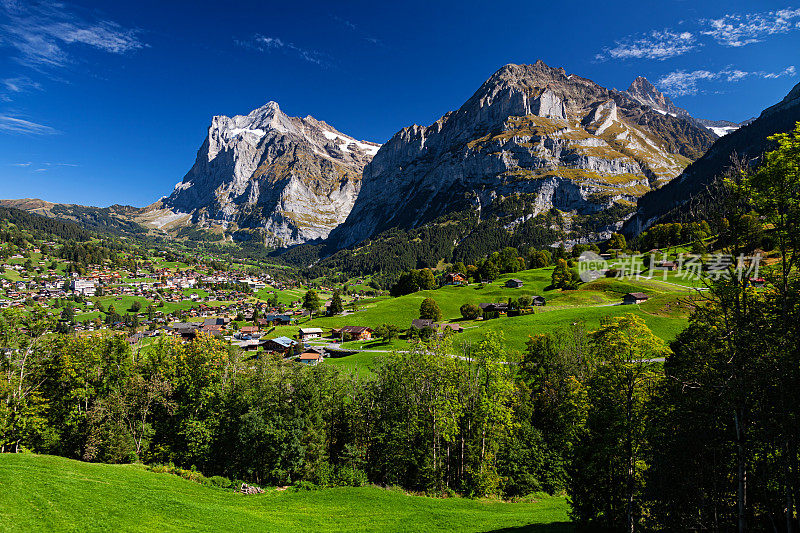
[257,314,293,326]
[411,318,436,330]
[169,322,200,340]
[623,292,649,305]
[479,302,510,313]
[439,323,463,334]
[505,279,524,288]
[653,261,678,271]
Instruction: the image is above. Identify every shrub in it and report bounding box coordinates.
[208,476,233,489]
[289,481,321,492]
[460,303,481,320]
[335,467,369,487]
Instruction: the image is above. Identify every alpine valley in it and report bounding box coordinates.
[2,60,797,275]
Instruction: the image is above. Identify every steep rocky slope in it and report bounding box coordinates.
[626,80,800,234]
[328,61,714,249]
[626,76,749,137]
[149,102,379,246]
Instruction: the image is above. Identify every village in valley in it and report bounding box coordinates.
[0,211,721,374]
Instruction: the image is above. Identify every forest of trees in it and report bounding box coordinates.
[0,206,92,243]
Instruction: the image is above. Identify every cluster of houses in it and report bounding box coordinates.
[411,319,464,334]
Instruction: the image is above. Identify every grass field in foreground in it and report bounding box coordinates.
[0,454,573,533]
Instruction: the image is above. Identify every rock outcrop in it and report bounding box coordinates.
[153,102,379,246]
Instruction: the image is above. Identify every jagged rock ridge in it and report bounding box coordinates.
[626,79,800,234]
[329,61,716,249]
[151,102,380,246]
[626,76,751,137]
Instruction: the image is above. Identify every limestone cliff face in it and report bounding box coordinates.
[329,61,714,248]
[154,102,379,246]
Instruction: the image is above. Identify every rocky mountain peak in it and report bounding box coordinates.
[626,76,686,117]
[329,61,716,249]
[147,102,380,246]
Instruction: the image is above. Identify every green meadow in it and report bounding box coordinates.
[0,454,573,533]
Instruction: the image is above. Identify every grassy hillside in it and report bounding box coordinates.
[301,269,693,331]
[0,454,573,532]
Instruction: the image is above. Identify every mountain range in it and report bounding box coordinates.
[625,76,752,137]
[2,60,797,263]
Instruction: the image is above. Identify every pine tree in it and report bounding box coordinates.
[329,290,344,315]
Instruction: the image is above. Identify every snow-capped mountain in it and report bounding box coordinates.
[625,76,751,138]
[144,102,380,246]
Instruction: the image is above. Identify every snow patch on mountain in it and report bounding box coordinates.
[155,102,379,246]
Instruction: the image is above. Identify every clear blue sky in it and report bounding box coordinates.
[1,0,798,207]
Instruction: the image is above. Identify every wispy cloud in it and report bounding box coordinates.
[0,0,146,69]
[596,30,698,61]
[9,160,77,168]
[598,7,800,61]
[2,76,42,93]
[332,15,357,31]
[235,34,330,67]
[658,65,797,96]
[0,115,59,135]
[703,8,800,47]
[331,14,383,46]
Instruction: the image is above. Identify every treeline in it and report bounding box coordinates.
[0,206,91,242]
[49,204,147,236]
[0,307,664,501]
[389,244,598,296]
[634,221,712,251]
[278,196,566,281]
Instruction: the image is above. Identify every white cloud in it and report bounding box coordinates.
[2,76,42,93]
[703,8,800,47]
[11,162,31,166]
[596,30,699,61]
[235,34,330,67]
[658,65,797,96]
[0,115,59,135]
[0,0,146,69]
[599,7,800,61]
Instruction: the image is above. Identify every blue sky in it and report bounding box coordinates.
[1,0,798,207]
